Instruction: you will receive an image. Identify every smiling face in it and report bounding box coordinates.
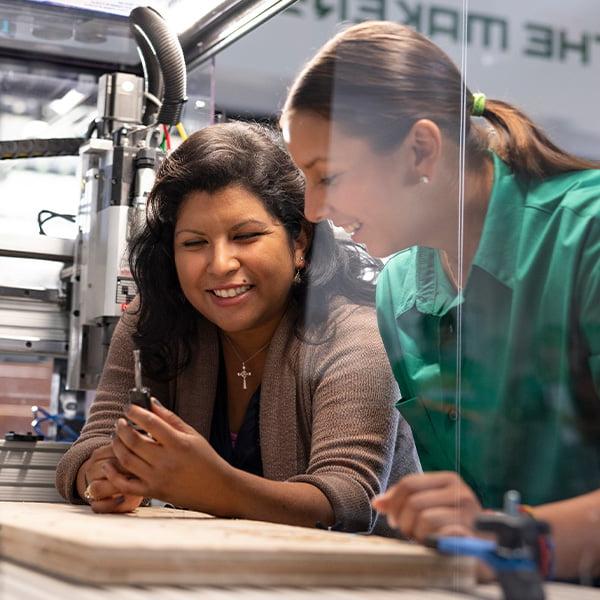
[284,110,424,258]
[173,184,306,344]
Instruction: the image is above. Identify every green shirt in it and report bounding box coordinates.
[376,154,600,508]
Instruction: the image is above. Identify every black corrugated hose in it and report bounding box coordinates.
[131,22,165,125]
[129,6,187,127]
[0,138,84,160]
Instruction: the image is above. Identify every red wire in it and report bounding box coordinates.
[163,125,172,151]
[537,537,547,576]
[518,505,553,579]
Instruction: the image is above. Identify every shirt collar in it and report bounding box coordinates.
[471,153,527,289]
[379,154,525,319]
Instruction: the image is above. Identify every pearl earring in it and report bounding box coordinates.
[419,175,430,184]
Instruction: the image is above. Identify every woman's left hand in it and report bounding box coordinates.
[104,399,237,514]
[372,471,482,542]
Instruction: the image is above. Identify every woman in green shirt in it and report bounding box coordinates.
[281,21,600,581]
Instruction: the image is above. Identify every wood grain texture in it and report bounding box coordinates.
[0,502,475,588]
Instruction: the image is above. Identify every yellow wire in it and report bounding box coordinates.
[176,122,188,141]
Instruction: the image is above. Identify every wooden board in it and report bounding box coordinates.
[0,502,475,588]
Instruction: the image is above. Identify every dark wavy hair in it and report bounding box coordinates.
[128,121,380,380]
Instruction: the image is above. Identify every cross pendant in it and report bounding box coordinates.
[237,363,251,390]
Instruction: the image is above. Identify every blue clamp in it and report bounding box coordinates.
[433,536,538,573]
[429,490,551,600]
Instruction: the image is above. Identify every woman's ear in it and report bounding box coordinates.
[294,227,311,267]
[406,119,442,182]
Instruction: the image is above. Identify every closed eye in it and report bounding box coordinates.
[234,232,267,241]
[319,173,341,187]
[181,239,207,247]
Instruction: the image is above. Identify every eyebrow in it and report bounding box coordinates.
[231,219,270,231]
[174,219,270,238]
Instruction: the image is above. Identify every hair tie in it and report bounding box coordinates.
[471,92,486,117]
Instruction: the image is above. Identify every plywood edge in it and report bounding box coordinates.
[0,522,475,589]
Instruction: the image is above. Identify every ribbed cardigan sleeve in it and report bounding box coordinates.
[288,304,420,534]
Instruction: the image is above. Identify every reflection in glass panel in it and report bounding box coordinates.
[462,0,600,587]
[282,12,470,581]
[281,0,599,590]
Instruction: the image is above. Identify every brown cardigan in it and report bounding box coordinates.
[56,299,420,534]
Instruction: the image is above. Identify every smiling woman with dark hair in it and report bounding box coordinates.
[55,121,419,534]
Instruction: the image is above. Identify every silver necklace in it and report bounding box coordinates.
[223,336,271,390]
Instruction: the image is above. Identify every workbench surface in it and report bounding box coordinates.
[1,502,598,598]
[2,560,599,600]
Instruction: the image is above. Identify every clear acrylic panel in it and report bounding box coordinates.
[461,0,600,587]
[180,57,216,136]
[284,0,599,591]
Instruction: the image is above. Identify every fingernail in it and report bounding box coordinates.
[115,495,125,505]
[151,397,162,407]
[387,515,397,528]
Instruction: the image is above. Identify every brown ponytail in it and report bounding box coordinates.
[284,21,598,181]
[479,98,598,178]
